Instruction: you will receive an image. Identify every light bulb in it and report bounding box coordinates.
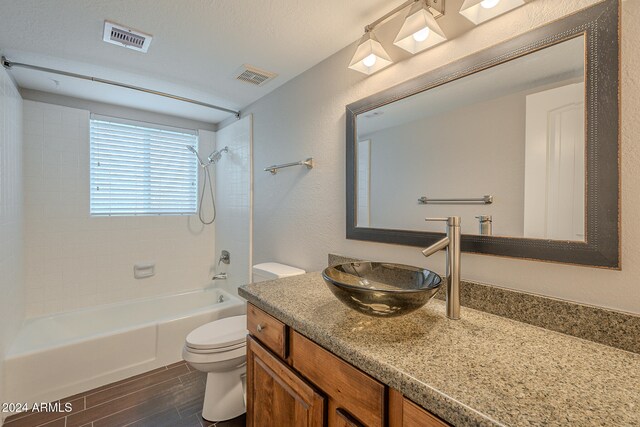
[362,54,377,68]
[412,27,430,42]
[480,0,500,8]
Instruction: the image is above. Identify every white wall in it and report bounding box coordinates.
[214,116,253,294]
[366,92,525,236]
[22,100,217,317]
[245,0,640,314]
[0,67,24,421]
[21,89,217,132]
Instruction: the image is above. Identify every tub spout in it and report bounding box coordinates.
[212,273,227,280]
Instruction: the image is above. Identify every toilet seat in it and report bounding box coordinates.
[183,342,246,366]
[185,315,247,353]
[185,341,245,354]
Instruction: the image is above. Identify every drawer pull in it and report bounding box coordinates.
[248,304,287,358]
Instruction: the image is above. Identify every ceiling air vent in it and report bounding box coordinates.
[234,64,277,87]
[103,21,153,53]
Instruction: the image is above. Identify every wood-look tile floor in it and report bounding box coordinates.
[4,361,246,427]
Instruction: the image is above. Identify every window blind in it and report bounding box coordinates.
[89,115,198,216]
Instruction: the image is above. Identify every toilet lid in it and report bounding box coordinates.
[186,315,247,350]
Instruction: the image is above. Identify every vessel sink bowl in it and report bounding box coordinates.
[322,262,442,318]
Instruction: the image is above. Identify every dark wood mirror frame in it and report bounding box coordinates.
[346,0,620,268]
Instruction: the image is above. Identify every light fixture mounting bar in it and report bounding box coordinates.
[365,0,445,32]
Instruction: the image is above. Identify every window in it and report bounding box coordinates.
[90,115,198,216]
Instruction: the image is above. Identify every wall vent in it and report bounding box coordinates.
[103,21,153,53]
[234,64,277,86]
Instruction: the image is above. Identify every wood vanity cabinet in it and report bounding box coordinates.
[247,303,288,358]
[246,304,449,427]
[290,331,385,427]
[247,336,325,426]
[389,389,449,427]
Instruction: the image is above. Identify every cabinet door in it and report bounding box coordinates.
[389,389,449,427]
[334,407,364,427]
[403,399,448,427]
[247,336,325,427]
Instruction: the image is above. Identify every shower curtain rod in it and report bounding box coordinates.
[1,56,240,119]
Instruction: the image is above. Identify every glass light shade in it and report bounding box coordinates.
[348,31,393,75]
[459,0,525,25]
[394,1,446,54]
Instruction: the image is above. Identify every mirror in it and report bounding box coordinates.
[346,0,619,267]
[356,36,585,240]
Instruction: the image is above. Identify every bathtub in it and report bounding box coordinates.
[4,288,245,406]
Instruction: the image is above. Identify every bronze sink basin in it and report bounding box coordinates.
[322,262,442,318]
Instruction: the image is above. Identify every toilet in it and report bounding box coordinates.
[183,262,305,422]
[252,262,306,283]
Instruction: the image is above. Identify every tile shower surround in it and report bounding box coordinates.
[212,116,253,294]
[22,101,217,317]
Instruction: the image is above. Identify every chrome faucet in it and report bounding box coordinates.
[218,250,230,265]
[422,216,461,320]
[212,272,227,280]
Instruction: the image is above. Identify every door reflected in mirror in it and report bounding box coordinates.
[355,35,586,241]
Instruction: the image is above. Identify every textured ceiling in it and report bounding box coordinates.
[0,0,391,123]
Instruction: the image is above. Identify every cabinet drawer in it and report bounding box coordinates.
[291,331,385,427]
[247,304,287,359]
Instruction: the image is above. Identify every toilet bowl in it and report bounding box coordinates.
[183,262,306,422]
[182,315,248,422]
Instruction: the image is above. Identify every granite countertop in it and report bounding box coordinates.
[239,273,640,427]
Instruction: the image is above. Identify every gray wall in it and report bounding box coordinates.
[240,0,640,314]
[366,92,525,236]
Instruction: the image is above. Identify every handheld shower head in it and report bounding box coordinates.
[185,146,228,226]
[186,145,207,167]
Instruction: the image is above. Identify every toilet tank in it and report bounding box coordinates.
[252,262,305,283]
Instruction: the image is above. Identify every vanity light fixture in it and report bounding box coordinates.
[349,0,526,74]
[348,31,393,75]
[459,0,525,25]
[394,0,446,54]
[348,0,445,75]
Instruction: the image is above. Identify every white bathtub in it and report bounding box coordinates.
[4,288,245,406]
